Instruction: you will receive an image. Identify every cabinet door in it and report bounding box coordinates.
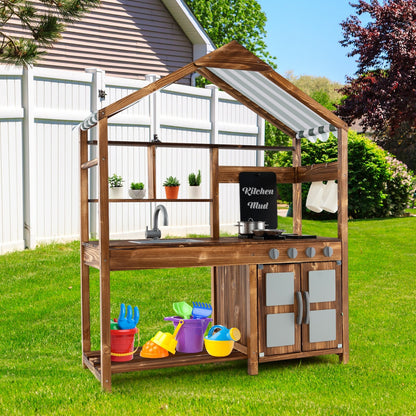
[258,264,302,356]
[301,262,342,352]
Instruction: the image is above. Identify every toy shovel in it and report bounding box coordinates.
[117,303,140,329]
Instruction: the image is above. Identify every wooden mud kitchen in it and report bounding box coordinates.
[79,42,349,391]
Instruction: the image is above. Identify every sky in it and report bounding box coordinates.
[257,0,361,84]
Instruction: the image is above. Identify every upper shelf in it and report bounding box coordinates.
[88,198,213,203]
[86,140,295,152]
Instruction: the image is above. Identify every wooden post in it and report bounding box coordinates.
[292,136,302,234]
[97,115,112,391]
[338,127,349,363]
[247,264,258,375]
[210,147,220,239]
[147,145,156,199]
[80,128,91,363]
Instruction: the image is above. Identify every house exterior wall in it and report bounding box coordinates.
[0,65,264,254]
[2,0,195,83]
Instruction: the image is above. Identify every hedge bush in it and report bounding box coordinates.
[275,131,415,219]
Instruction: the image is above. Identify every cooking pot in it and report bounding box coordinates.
[236,219,267,235]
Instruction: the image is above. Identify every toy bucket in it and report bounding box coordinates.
[110,327,138,362]
[164,316,212,353]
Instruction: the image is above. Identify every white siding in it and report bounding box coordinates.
[2,0,194,82]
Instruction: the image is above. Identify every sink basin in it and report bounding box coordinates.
[129,238,202,245]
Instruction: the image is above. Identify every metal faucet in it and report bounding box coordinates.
[145,204,168,239]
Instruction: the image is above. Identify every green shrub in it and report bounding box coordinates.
[275,131,415,219]
[384,155,415,215]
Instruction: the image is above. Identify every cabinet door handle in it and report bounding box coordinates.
[295,291,303,325]
[303,291,310,325]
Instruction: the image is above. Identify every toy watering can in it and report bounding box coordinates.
[206,325,241,342]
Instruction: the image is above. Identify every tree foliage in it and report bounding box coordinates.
[336,0,416,141]
[286,72,343,111]
[185,0,275,67]
[0,0,99,66]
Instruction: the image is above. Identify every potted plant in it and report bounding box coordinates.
[108,173,124,199]
[163,176,180,199]
[128,182,145,199]
[188,170,201,199]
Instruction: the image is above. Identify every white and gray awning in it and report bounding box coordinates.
[79,41,347,142]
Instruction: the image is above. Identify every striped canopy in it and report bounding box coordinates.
[80,41,347,141]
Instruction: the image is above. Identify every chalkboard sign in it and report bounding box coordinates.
[239,172,278,229]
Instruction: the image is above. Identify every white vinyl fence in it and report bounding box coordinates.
[0,66,264,254]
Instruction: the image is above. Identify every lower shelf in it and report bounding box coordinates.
[84,348,248,375]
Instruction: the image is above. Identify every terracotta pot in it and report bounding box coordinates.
[165,186,179,199]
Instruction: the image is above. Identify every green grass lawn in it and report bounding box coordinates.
[0,216,415,415]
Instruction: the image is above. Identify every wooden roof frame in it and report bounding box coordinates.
[89,41,348,136]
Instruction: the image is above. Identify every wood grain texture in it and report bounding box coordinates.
[103,240,342,270]
[214,265,249,345]
[338,127,349,364]
[147,145,156,199]
[292,137,302,235]
[218,166,295,184]
[81,158,98,170]
[85,349,247,374]
[194,40,271,72]
[248,264,259,375]
[97,117,111,391]
[88,139,294,152]
[80,129,91,357]
[297,162,338,183]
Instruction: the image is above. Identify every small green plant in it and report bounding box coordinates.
[130,182,144,190]
[188,170,201,186]
[108,174,123,188]
[163,176,180,187]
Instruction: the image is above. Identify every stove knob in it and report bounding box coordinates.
[269,248,279,260]
[306,247,316,258]
[287,247,298,259]
[323,246,334,257]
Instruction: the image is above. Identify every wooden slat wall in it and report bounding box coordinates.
[4,0,194,82]
[214,265,250,347]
